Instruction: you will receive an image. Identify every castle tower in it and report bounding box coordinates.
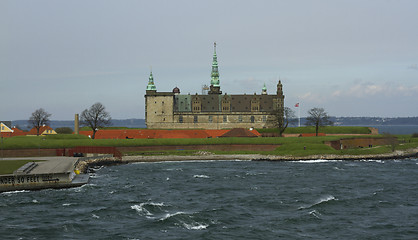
[276,80,283,96]
[209,42,222,94]
[276,79,285,121]
[146,71,157,91]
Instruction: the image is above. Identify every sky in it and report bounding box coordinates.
[1,0,418,120]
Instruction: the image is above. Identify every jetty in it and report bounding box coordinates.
[0,157,89,193]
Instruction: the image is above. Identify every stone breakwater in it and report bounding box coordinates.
[76,148,418,172]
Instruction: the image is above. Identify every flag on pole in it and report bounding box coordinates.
[295,103,299,107]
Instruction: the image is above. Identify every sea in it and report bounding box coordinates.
[359,125,418,135]
[1,159,418,239]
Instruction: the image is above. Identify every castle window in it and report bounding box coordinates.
[179,115,183,123]
[263,116,267,122]
[238,115,243,122]
[208,116,213,123]
[194,116,198,123]
[162,101,164,104]
[251,116,255,123]
[223,115,227,122]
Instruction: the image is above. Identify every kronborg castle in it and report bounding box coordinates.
[145,43,284,129]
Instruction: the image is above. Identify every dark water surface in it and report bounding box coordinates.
[1,159,418,239]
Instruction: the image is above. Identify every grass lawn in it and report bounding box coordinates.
[0,160,42,175]
[1,131,417,158]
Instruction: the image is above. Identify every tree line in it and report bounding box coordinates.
[277,107,332,136]
[29,102,111,139]
[28,103,332,139]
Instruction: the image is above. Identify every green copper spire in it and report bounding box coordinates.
[146,70,157,91]
[210,42,220,87]
[262,83,267,95]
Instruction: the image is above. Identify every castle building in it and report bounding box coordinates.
[145,43,284,129]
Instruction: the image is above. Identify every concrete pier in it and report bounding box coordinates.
[0,157,89,192]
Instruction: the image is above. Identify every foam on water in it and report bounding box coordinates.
[193,175,210,178]
[1,190,30,195]
[159,211,187,221]
[73,183,97,192]
[300,195,337,209]
[309,210,321,219]
[296,159,342,163]
[359,159,385,163]
[131,202,167,218]
[131,204,153,216]
[182,221,209,230]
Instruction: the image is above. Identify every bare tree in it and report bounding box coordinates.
[383,133,398,152]
[28,108,52,136]
[277,107,297,137]
[306,107,333,136]
[80,102,111,139]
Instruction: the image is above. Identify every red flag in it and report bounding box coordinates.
[295,103,299,107]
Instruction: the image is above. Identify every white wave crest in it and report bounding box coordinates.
[299,195,337,209]
[131,203,153,216]
[182,221,209,230]
[316,195,337,205]
[131,202,166,217]
[193,175,210,178]
[309,210,321,219]
[1,190,30,195]
[148,202,165,207]
[296,159,342,163]
[159,211,186,221]
[360,159,385,163]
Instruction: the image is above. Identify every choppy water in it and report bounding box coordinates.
[1,159,418,239]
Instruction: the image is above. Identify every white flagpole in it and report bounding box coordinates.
[298,104,300,127]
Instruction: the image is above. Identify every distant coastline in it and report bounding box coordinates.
[9,117,418,134]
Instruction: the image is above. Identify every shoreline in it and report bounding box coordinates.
[76,148,418,172]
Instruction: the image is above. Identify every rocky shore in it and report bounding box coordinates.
[76,148,418,172]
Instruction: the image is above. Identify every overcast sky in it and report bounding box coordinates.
[1,0,417,120]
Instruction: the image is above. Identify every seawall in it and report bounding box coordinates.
[75,148,418,171]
